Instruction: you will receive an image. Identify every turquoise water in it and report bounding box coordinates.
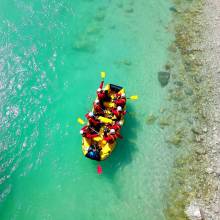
[0,1,174,219]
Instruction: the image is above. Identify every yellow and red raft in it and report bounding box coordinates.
[82,84,126,161]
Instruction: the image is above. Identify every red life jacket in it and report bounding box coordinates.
[97,91,106,101]
[107,123,121,131]
[85,133,99,139]
[114,98,126,107]
[94,103,104,114]
[81,125,88,133]
[85,113,100,126]
[111,108,126,118]
[104,132,123,143]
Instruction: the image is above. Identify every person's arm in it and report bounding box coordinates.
[87,133,99,138]
[81,125,88,131]
[99,81,104,89]
[116,132,123,139]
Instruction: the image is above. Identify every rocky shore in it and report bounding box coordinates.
[190,0,220,219]
[156,0,220,219]
[175,0,220,219]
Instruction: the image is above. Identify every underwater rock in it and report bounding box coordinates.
[174,81,184,87]
[165,63,173,71]
[117,3,123,8]
[159,117,170,128]
[94,12,105,22]
[160,107,166,113]
[146,113,157,125]
[158,71,170,87]
[109,24,116,29]
[191,127,202,135]
[185,202,204,220]
[86,24,101,35]
[125,8,134,13]
[73,37,95,52]
[169,6,178,13]
[123,60,132,66]
[169,89,185,101]
[168,135,181,146]
[195,148,207,155]
[168,43,177,53]
[184,87,194,96]
[115,59,132,67]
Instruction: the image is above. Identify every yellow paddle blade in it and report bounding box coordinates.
[101,71,106,79]
[98,116,113,124]
[129,95,138,100]
[77,118,85,125]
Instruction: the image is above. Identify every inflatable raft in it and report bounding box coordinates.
[82,84,126,161]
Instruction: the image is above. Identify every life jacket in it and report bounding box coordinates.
[107,123,121,131]
[97,91,107,101]
[85,113,100,126]
[111,108,126,119]
[104,132,123,143]
[85,133,99,139]
[81,125,88,133]
[114,98,126,107]
[94,103,104,114]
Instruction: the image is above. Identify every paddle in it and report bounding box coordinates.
[77,117,85,125]
[127,95,138,100]
[101,71,106,79]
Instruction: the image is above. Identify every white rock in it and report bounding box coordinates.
[185,202,203,220]
[206,167,214,174]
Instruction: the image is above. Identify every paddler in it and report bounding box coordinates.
[93,99,105,115]
[111,106,126,120]
[96,81,111,102]
[85,112,101,127]
[107,120,123,131]
[80,125,99,139]
[104,129,123,144]
[114,93,126,108]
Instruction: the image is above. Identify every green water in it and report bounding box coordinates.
[0,1,174,219]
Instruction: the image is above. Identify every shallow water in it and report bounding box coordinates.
[0,1,174,219]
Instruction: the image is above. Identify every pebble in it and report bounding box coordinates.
[206,167,214,174]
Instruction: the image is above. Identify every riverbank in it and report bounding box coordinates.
[194,0,220,219]
[163,0,220,219]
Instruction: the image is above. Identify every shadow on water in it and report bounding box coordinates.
[99,103,140,178]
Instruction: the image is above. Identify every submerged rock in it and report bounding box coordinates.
[146,113,157,125]
[94,12,105,22]
[159,116,170,128]
[169,6,178,13]
[167,133,182,145]
[184,87,194,96]
[165,63,172,71]
[174,80,184,87]
[168,42,177,53]
[117,3,123,8]
[86,24,101,35]
[125,7,134,13]
[73,38,95,52]
[114,59,132,67]
[158,71,170,87]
